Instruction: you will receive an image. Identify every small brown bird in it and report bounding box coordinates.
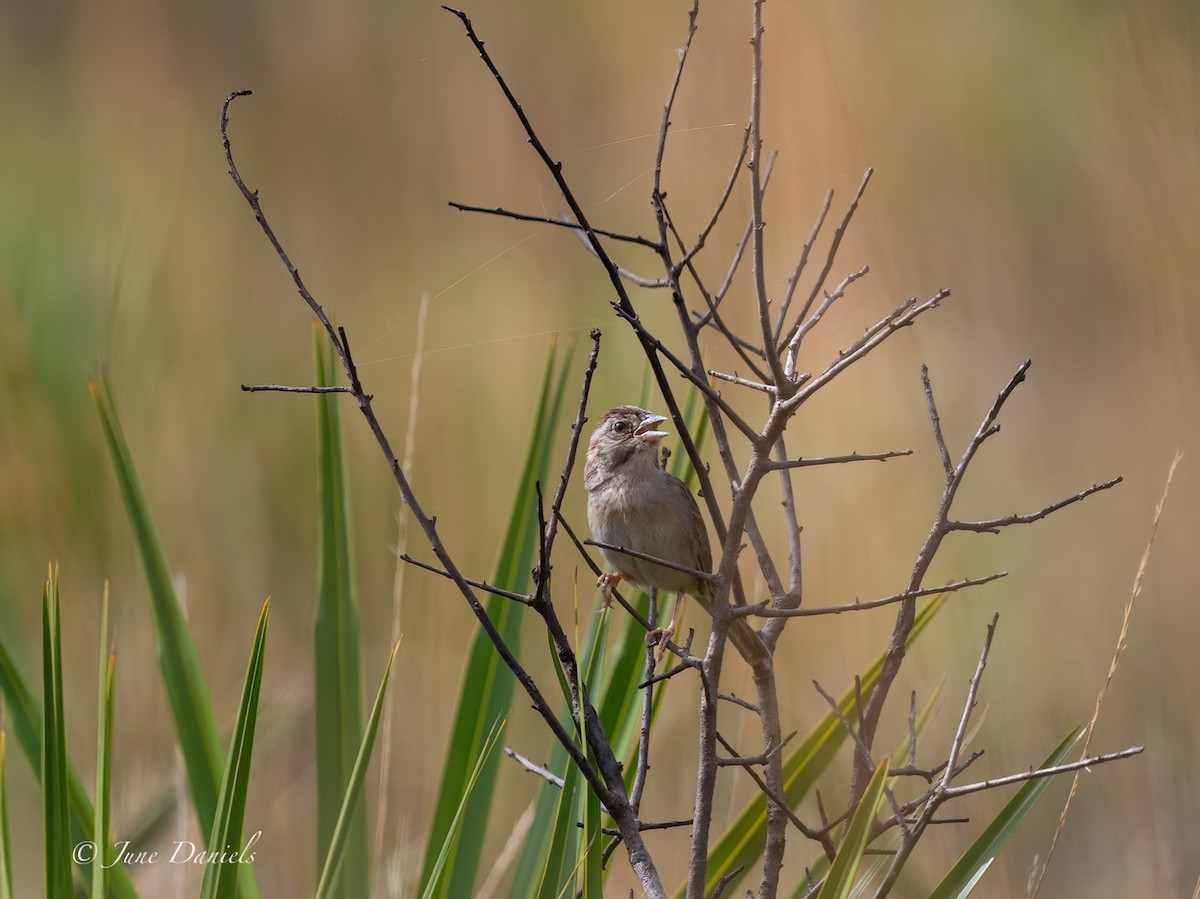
[583,405,767,664]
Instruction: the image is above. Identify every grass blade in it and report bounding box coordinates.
[316,641,402,899]
[199,600,270,899]
[42,565,72,899]
[418,719,506,899]
[927,727,1085,899]
[684,596,947,899]
[91,371,258,899]
[90,380,221,818]
[0,639,139,899]
[816,757,891,899]
[419,340,575,899]
[92,582,116,899]
[312,329,368,899]
[0,720,12,899]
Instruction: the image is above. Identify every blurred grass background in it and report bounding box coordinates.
[0,0,1196,895]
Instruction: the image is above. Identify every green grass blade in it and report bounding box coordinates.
[527,760,576,899]
[683,596,947,899]
[927,727,1086,899]
[419,340,575,899]
[526,605,607,899]
[816,757,891,899]
[200,601,270,899]
[0,638,139,899]
[90,379,224,820]
[506,739,569,898]
[0,724,13,899]
[42,566,72,899]
[91,371,258,899]
[92,582,115,899]
[417,719,506,899]
[576,607,606,899]
[311,329,369,899]
[316,642,401,899]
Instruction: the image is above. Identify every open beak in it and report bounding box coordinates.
[635,414,669,445]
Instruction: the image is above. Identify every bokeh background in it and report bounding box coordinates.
[1,0,1197,895]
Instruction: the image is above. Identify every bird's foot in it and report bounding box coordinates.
[648,623,677,661]
[597,572,623,609]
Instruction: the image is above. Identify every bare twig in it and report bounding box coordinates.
[448,201,660,249]
[541,330,603,574]
[779,168,874,353]
[736,573,1006,619]
[949,478,1123,534]
[398,554,532,605]
[773,189,833,342]
[241,383,352,394]
[765,449,912,471]
[585,539,716,584]
[503,747,565,787]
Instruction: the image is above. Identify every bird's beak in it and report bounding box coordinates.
[635,414,669,445]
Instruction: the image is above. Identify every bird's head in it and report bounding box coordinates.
[583,406,668,489]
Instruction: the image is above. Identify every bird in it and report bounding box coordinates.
[583,405,768,665]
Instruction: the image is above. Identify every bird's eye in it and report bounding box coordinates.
[612,420,630,434]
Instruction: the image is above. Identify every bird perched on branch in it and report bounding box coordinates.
[583,405,767,665]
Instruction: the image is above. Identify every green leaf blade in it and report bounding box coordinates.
[92,582,116,899]
[316,642,402,899]
[41,567,72,899]
[816,758,890,899]
[200,601,270,899]
[312,330,368,899]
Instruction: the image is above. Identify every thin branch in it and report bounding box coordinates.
[448,201,660,249]
[629,609,659,816]
[240,383,353,395]
[709,865,747,899]
[949,478,1123,534]
[921,365,953,478]
[503,747,564,787]
[942,746,1145,800]
[398,554,531,605]
[943,614,999,791]
[783,290,950,413]
[585,539,716,584]
[707,370,775,394]
[779,168,874,352]
[714,732,834,857]
[783,265,871,382]
[715,730,795,767]
[774,189,833,342]
[541,330,603,569]
[669,126,750,277]
[651,0,701,247]
[736,573,1006,619]
[718,692,760,714]
[608,306,761,443]
[765,449,912,471]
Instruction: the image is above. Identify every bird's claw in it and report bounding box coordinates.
[648,624,677,661]
[597,572,623,609]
